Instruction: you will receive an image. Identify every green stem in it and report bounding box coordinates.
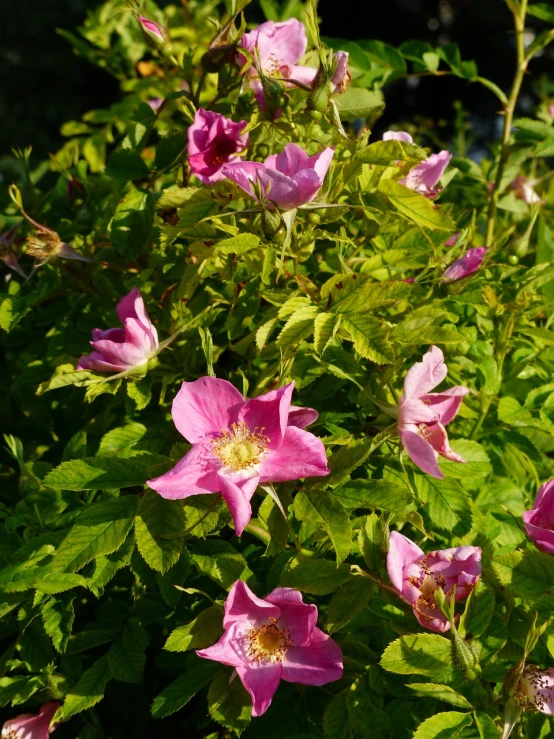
[485,0,528,247]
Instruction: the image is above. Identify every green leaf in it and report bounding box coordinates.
[280,560,351,595]
[416,476,472,536]
[109,188,155,259]
[347,678,390,736]
[314,312,338,355]
[56,655,112,721]
[492,550,554,598]
[358,513,382,571]
[151,656,220,718]
[474,711,501,738]
[35,572,88,594]
[326,577,374,633]
[164,606,224,652]
[323,694,352,739]
[41,595,75,653]
[527,3,554,22]
[335,87,384,122]
[208,668,252,734]
[127,378,152,410]
[0,675,45,707]
[341,314,394,364]
[459,581,495,639]
[214,233,261,256]
[327,274,411,314]
[360,139,428,165]
[106,148,149,181]
[332,479,411,514]
[108,623,149,683]
[407,683,472,709]
[97,423,147,456]
[155,130,186,170]
[378,179,455,231]
[412,711,472,739]
[88,534,135,595]
[380,633,455,681]
[294,489,352,564]
[497,397,533,426]
[191,541,257,591]
[441,440,493,480]
[157,550,191,607]
[44,454,169,490]
[135,491,186,573]
[182,494,220,538]
[49,496,138,573]
[323,436,376,486]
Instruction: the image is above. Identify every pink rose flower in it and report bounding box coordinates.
[223,143,334,210]
[196,580,343,716]
[77,287,158,373]
[398,346,469,479]
[187,109,249,185]
[510,175,541,205]
[1,702,59,739]
[238,19,317,109]
[515,665,554,714]
[444,232,460,247]
[331,51,350,94]
[147,377,329,535]
[382,130,452,199]
[387,531,481,633]
[523,478,554,554]
[441,247,487,283]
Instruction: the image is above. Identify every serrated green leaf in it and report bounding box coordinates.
[416,476,472,536]
[492,550,554,598]
[208,668,252,734]
[214,234,261,255]
[332,479,411,513]
[150,656,220,718]
[314,312,338,355]
[412,711,472,738]
[97,423,147,456]
[294,489,352,564]
[459,580,495,639]
[380,633,454,680]
[182,494,220,538]
[280,560,351,594]
[378,179,455,231]
[407,683,472,709]
[360,139,428,165]
[441,440,493,480]
[106,148,149,181]
[335,87,384,122]
[165,606,224,652]
[41,595,75,653]
[326,577,374,633]
[135,491,186,574]
[109,188,155,259]
[56,655,112,721]
[35,572,88,594]
[108,623,149,683]
[127,378,152,410]
[191,541,257,591]
[341,314,394,363]
[44,454,170,490]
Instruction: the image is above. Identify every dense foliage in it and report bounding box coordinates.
[2,0,554,737]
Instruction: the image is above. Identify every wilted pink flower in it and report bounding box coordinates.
[238,19,317,108]
[187,109,249,185]
[382,130,452,199]
[0,226,26,279]
[331,51,350,94]
[196,580,342,716]
[1,702,59,739]
[515,665,554,714]
[398,345,469,479]
[441,247,487,283]
[139,16,167,43]
[77,287,158,373]
[387,531,481,633]
[223,143,334,210]
[523,478,554,554]
[511,175,541,205]
[147,377,329,535]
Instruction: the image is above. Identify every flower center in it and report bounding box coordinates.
[516,666,554,712]
[409,560,447,617]
[247,621,293,663]
[2,730,19,739]
[211,422,269,471]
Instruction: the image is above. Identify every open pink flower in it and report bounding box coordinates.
[398,346,469,479]
[196,580,343,716]
[77,287,158,373]
[523,478,554,554]
[187,109,249,185]
[382,130,451,199]
[515,665,554,714]
[387,531,481,633]
[1,702,59,739]
[441,247,487,283]
[223,143,334,210]
[147,378,329,535]
[238,19,316,109]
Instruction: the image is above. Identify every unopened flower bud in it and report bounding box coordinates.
[139,16,167,44]
[307,65,331,114]
[260,204,284,242]
[450,628,480,681]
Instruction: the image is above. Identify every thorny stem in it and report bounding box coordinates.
[485,0,529,247]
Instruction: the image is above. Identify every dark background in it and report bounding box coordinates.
[1,0,553,161]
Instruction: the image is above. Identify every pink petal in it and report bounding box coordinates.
[237,662,282,717]
[256,167,302,209]
[171,377,244,444]
[87,338,147,368]
[147,442,220,499]
[238,383,294,449]
[412,604,450,633]
[398,397,441,425]
[218,472,260,536]
[91,327,126,343]
[266,143,311,176]
[281,627,343,686]
[2,702,60,739]
[224,580,280,628]
[387,531,424,593]
[307,147,335,182]
[426,422,465,462]
[265,588,317,646]
[399,427,443,478]
[243,18,307,71]
[117,287,147,324]
[76,351,127,373]
[523,510,554,555]
[222,161,267,200]
[287,406,319,429]
[196,621,248,668]
[421,387,469,426]
[123,317,158,353]
[292,168,326,206]
[533,477,554,510]
[258,426,329,483]
[286,64,318,86]
[403,345,447,399]
[383,131,413,143]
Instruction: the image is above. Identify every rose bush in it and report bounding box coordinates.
[1,0,554,737]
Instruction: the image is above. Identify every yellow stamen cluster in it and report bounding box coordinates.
[247,620,293,664]
[211,422,269,471]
